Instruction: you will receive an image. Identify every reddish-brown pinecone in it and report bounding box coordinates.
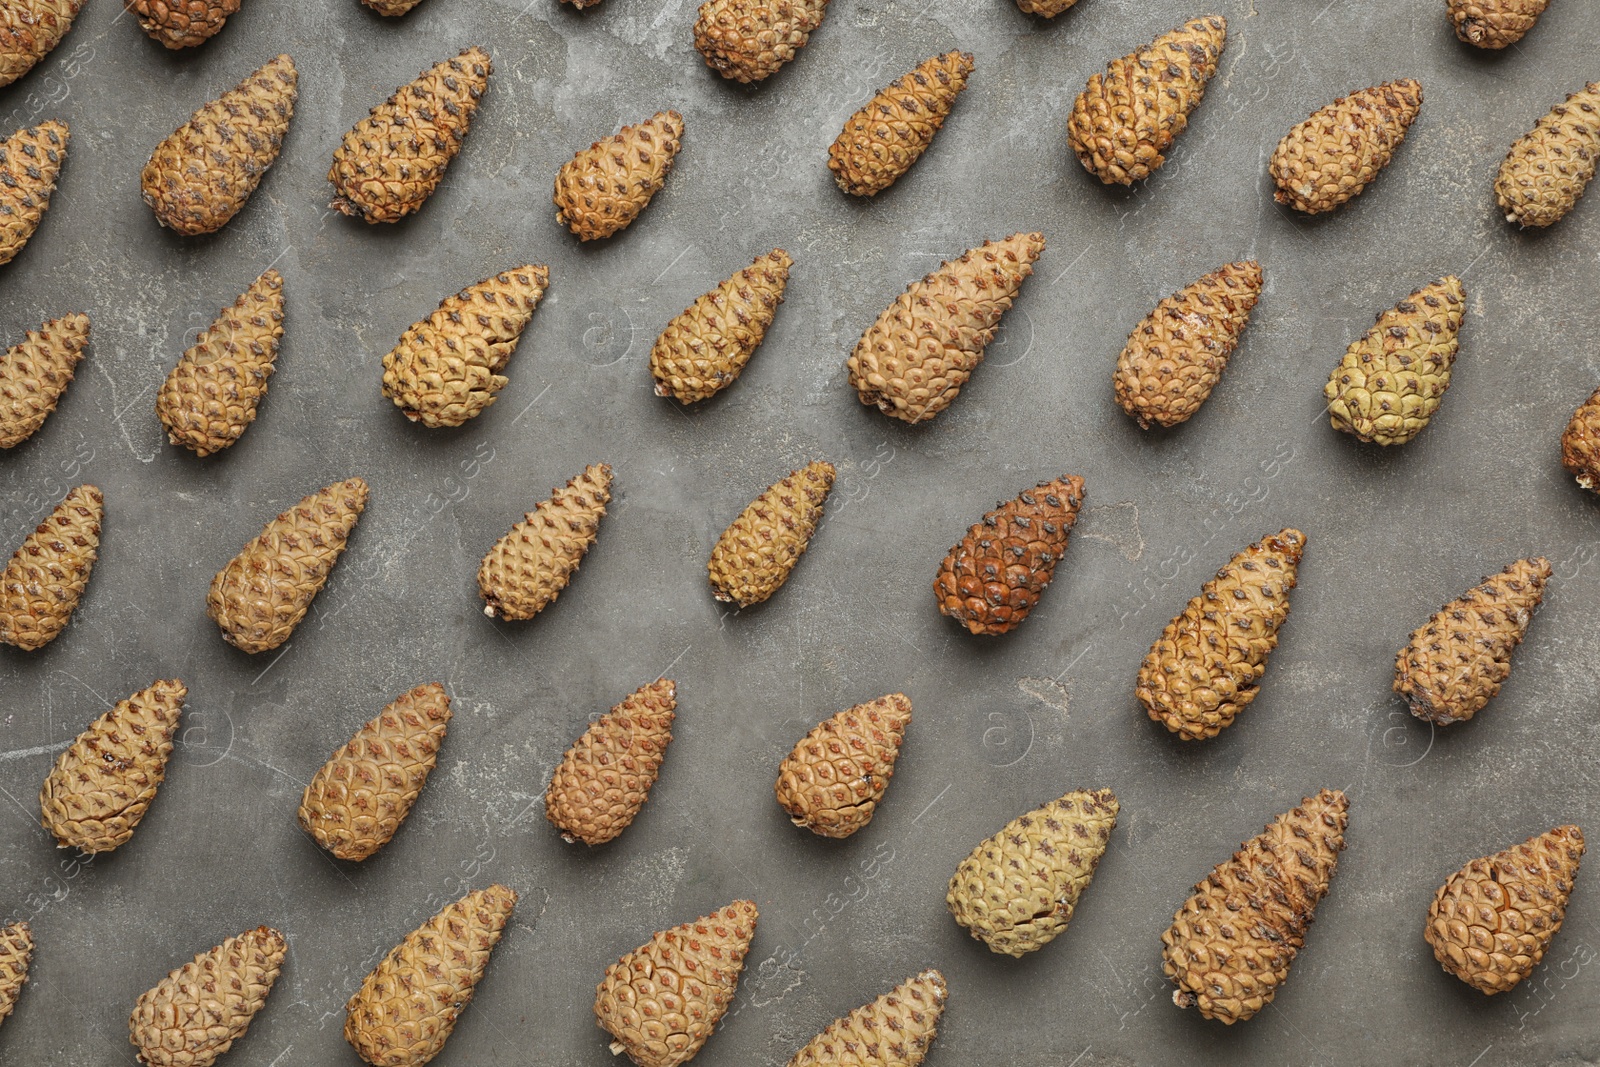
[1394,557,1551,726]
[1162,789,1348,1024]
[478,463,611,621]
[0,0,84,88]
[707,460,834,608]
[775,693,911,839]
[650,249,791,404]
[693,0,828,83]
[125,0,242,48]
[1270,80,1423,214]
[1425,825,1584,994]
[0,484,101,651]
[1563,385,1600,491]
[1496,82,1600,229]
[298,682,452,862]
[0,311,88,449]
[0,120,67,268]
[129,926,287,1067]
[595,900,758,1067]
[934,475,1084,636]
[0,920,31,1029]
[1448,0,1549,48]
[828,52,974,197]
[553,111,683,241]
[547,679,676,846]
[785,970,947,1067]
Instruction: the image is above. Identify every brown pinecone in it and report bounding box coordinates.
[206,478,368,654]
[546,679,676,846]
[0,120,67,268]
[1563,385,1600,491]
[933,475,1084,636]
[0,921,33,1029]
[129,926,287,1067]
[329,47,491,224]
[692,0,828,83]
[298,682,452,861]
[1014,0,1076,15]
[707,460,834,608]
[1425,825,1584,994]
[0,0,84,88]
[39,679,186,854]
[0,311,89,449]
[361,0,426,13]
[1162,789,1348,1024]
[847,232,1044,424]
[650,250,791,403]
[775,693,911,839]
[1270,80,1423,214]
[1448,0,1549,47]
[0,484,101,651]
[125,0,242,48]
[1394,557,1551,726]
[141,54,298,236]
[381,265,548,427]
[828,52,974,197]
[155,268,283,456]
[1113,261,1262,429]
[786,970,947,1067]
[1496,82,1600,229]
[1066,15,1227,185]
[553,110,683,241]
[478,463,611,621]
[345,885,517,1067]
[595,900,757,1067]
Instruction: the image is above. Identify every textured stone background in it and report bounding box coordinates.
[1,0,1598,1063]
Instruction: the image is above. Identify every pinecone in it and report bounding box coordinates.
[1324,276,1464,446]
[125,0,242,48]
[478,463,611,621]
[0,484,101,651]
[1137,529,1305,741]
[0,0,84,88]
[650,249,791,403]
[346,886,517,1066]
[546,679,676,846]
[1066,15,1227,185]
[298,682,452,861]
[381,265,549,427]
[1425,825,1584,994]
[0,120,67,268]
[0,311,89,449]
[707,460,834,608]
[692,0,828,83]
[828,52,974,197]
[329,47,491,224]
[206,477,368,654]
[141,54,298,236]
[1393,557,1550,726]
[775,693,911,839]
[39,679,186,854]
[594,900,757,1067]
[1162,789,1348,1024]
[786,970,947,1067]
[553,110,683,241]
[1495,82,1600,229]
[1563,385,1600,491]
[847,232,1044,424]
[1113,261,1262,430]
[1270,80,1423,214]
[155,269,283,456]
[1448,0,1549,47]
[361,0,426,14]
[1014,0,1076,15]
[129,926,287,1067]
[0,921,33,1029]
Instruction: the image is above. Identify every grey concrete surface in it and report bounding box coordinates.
[1,0,1598,1063]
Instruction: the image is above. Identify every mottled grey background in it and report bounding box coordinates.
[0,0,1597,1063]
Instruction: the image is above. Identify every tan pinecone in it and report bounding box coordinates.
[1113,261,1262,430]
[1448,0,1549,47]
[1270,80,1423,214]
[546,679,676,846]
[1162,789,1348,1024]
[329,47,491,224]
[1324,276,1464,446]
[828,52,973,197]
[361,0,426,14]
[1014,0,1076,15]
[1394,557,1550,726]
[0,311,89,449]
[0,484,101,651]
[39,679,186,854]
[595,900,757,1067]
[0,0,84,88]
[126,0,242,48]
[847,232,1043,424]
[775,693,911,839]
[141,54,297,236]
[786,970,947,1067]
[0,921,33,1029]
[207,477,368,654]
[298,682,452,861]
[381,265,548,427]
[478,463,611,621]
[692,0,828,83]
[1495,82,1600,229]
[947,789,1117,957]
[345,885,517,1067]
[156,268,283,456]
[553,110,683,241]
[1563,385,1600,491]
[0,120,67,268]
[650,249,790,404]
[707,460,834,608]
[129,926,287,1067]
[1425,825,1584,994]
